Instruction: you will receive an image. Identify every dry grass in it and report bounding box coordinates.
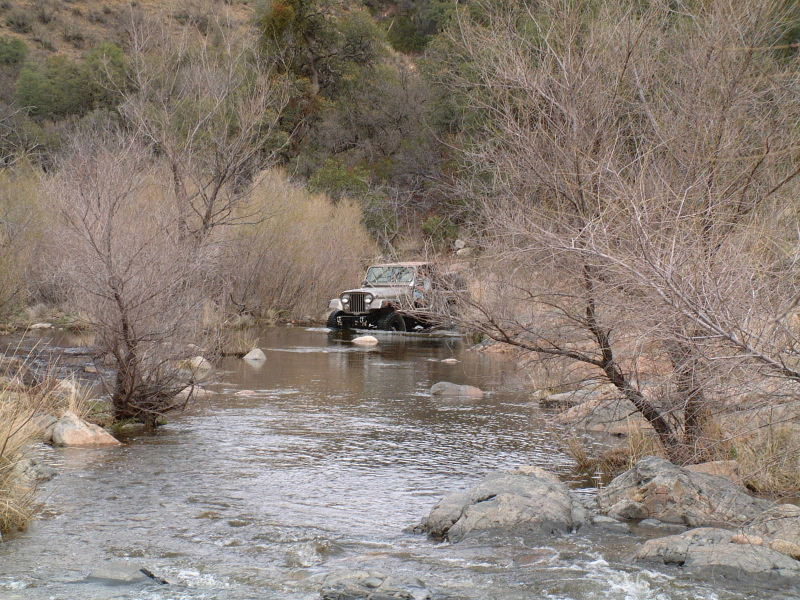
[0,353,88,534]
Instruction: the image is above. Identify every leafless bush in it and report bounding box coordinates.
[445,0,800,464]
[226,170,377,319]
[48,128,214,428]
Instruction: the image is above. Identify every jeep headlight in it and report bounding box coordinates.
[341,293,350,304]
[365,294,374,304]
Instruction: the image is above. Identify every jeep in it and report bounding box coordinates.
[326,262,446,331]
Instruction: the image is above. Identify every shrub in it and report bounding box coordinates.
[308,158,370,201]
[228,170,377,319]
[0,166,45,319]
[0,36,26,65]
[16,43,127,118]
[6,9,32,33]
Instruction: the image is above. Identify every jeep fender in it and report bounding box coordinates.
[328,299,344,311]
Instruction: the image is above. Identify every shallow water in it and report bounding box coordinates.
[1,327,797,600]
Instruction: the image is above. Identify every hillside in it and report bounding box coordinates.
[0,0,255,58]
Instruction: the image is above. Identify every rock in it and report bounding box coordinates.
[30,413,58,443]
[430,381,484,398]
[51,412,121,447]
[417,466,587,542]
[730,533,764,545]
[187,355,212,371]
[746,504,800,548]
[636,527,800,583]
[554,394,651,435]
[591,514,630,532]
[320,570,431,600]
[14,455,57,483]
[455,247,475,258]
[87,562,167,585]
[598,457,772,527]
[441,358,459,364]
[84,364,99,374]
[454,239,466,250]
[174,386,215,402]
[29,322,53,330]
[0,356,40,387]
[686,460,744,486]
[769,539,800,560]
[242,348,267,362]
[352,335,379,346]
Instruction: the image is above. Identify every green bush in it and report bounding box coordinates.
[421,214,458,247]
[0,36,27,66]
[308,158,370,201]
[16,43,127,118]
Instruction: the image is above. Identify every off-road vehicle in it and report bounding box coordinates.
[326,262,451,331]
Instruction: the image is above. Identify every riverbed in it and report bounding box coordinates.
[0,327,796,599]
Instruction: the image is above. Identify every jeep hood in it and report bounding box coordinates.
[341,286,411,298]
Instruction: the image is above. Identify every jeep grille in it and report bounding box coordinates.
[349,292,367,313]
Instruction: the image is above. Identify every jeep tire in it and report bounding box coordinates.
[377,311,406,332]
[326,310,345,329]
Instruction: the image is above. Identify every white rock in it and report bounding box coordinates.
[352,335,379,346]
[430,381,484,398]
[454,239,466,250]
[441,358,459,364]
[29,322,53,329]
[455,247,475,258]
[51,411,121,447]
[188,355,212,370]
[174,386,215,401]
[242,348,266,362]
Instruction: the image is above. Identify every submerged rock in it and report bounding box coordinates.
[636,527,800,583]
[87,562,168,585]
[51,411,121,447]
[174,386,216,402]
[243,348,267,362]
[352,335,379,346]
[598,456,771,526]
[417,465,587,542]
[320,570,431,600]
[430,381,484,398]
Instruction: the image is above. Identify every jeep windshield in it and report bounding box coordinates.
[364,266,415,286]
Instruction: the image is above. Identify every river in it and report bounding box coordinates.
[0,327,796,599]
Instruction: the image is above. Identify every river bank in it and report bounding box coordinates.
[0,326,798,600]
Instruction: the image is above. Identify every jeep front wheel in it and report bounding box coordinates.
[326,310,345,329]
[377,311,406,332]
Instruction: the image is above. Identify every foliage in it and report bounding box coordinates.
[0,36,27,66]
[308,158,370,200]
[16,43,127,118]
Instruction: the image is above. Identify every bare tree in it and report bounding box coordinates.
[119,6,291,241]
[443,0,800,462]
[49,127,213,428]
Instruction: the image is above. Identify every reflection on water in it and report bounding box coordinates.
[0,327,794,600]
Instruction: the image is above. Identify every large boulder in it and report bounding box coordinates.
[243,348,267,362]
[636,527,800,583]
[685,460,744,486]
[51,412,121,447]
[430,381,484,399]
[320,571,431,600]
[417,466,587,542]
[598,456,771,526]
